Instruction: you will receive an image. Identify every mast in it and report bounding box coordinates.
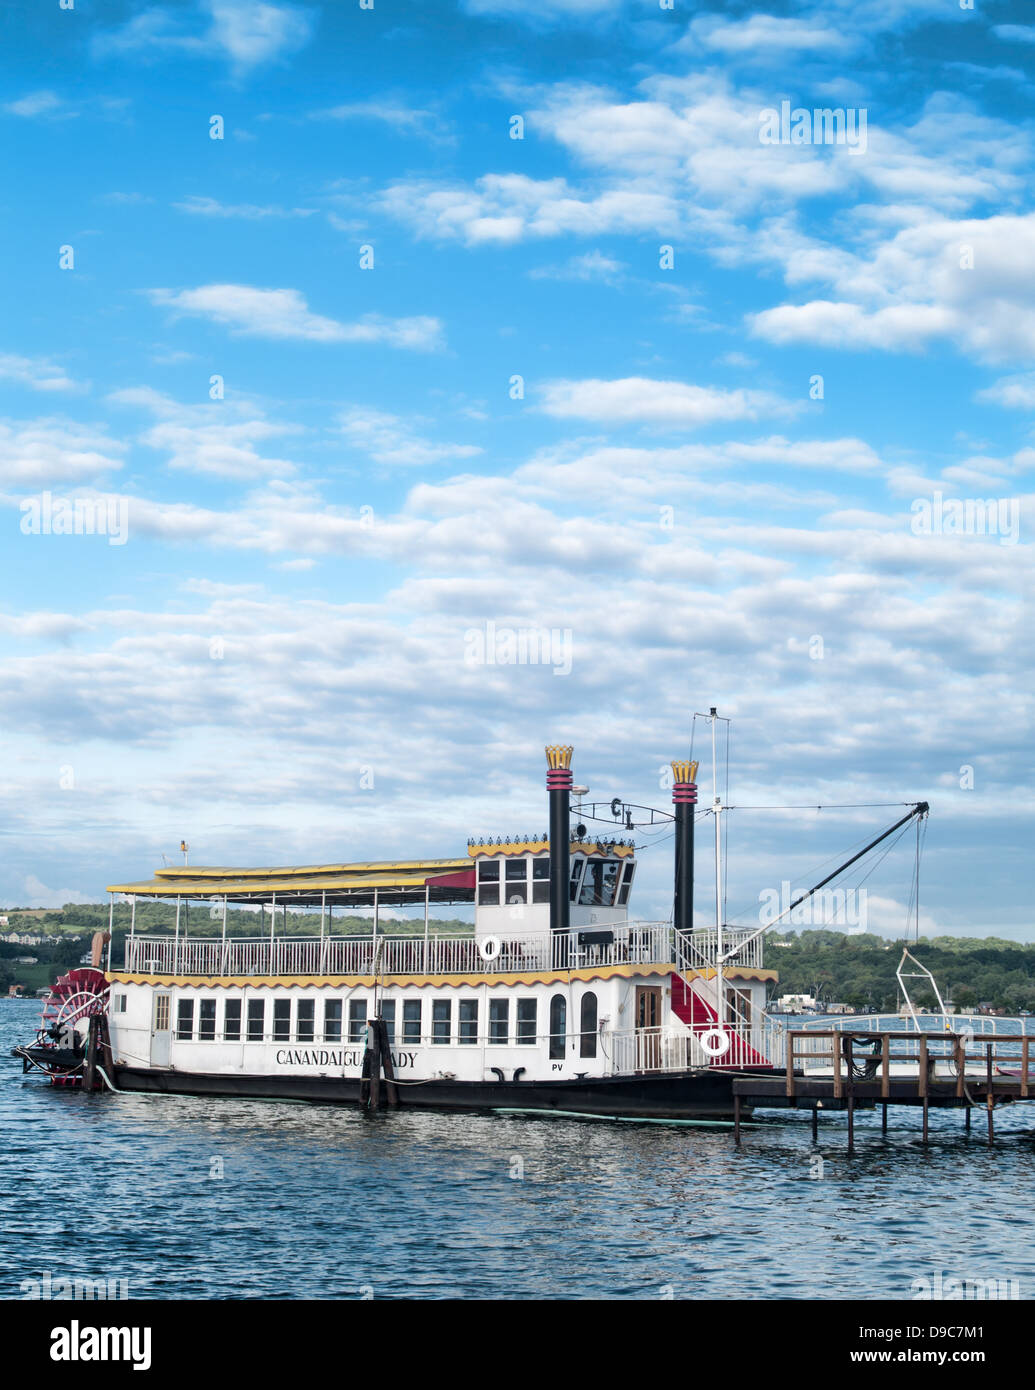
[711,706,723,1031]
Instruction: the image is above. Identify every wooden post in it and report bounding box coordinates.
[955,1034,965,1100]
[881,1102,888,1134]
[369,1020,381,1110]
[359,1028,372,1108]
[832,1032,842,1101]
[84,1015,99,1091]
[379,1017,399,1108]
[881,1032,890,1100]
[1023,1037,1030,1100]
[785,1032,796,1099]
[986,1043,994,1146]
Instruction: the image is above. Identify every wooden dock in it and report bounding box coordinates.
[732,1029,1035,1150]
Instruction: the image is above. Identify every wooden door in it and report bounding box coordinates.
[635,986,662,1070]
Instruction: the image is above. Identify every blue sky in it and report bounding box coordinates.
[0,0,1032,939]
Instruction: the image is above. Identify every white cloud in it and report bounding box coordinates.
[749,213,1035,361]
[93,0,313,73]
[0,354,82,393]
[174,195,317,219]
[977,374,1035,410]
[339,409,483,469]
[108,387,301,479]
[4,90,66,118]
[680,14,856,57]
[22,875,92,908]
[378,173,682,245]
[0,419,125,487]
[539,377,796,427]
[314,101,452,144]
[993,25,1035,46]
[529,250,626,282]
[148,284,444,350]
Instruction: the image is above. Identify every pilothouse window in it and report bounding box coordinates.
[532,858,550,904]
[478,859,501,906]
[579,859,622,907]
[505,858,528,904]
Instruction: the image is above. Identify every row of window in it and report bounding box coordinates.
[475,855,633,909]
[166,992,599,1056]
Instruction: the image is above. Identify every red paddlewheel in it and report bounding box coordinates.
[41,967,110,1033]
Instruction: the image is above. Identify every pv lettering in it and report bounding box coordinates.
[50,1321,152,1371]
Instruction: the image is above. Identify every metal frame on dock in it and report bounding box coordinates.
[732,1029,1035,1150]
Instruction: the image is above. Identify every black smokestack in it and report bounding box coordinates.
[672,759,699,936]
[546,745,573,951]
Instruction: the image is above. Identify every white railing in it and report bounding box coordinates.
[676,926,764,972]
[126,921,701,978]
[604,1021,782,1074]
[124,919,767,979]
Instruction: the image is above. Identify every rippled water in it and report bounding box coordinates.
[4,998,1034,1300]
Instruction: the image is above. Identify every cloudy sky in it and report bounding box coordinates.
[0,0,1031,938]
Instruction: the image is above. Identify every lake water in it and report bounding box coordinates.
[3,998,1033,1300]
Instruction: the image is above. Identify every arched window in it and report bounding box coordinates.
[580,992,598,1058]
[549,994,566,1059]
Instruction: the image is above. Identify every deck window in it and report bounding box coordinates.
[489,998,509,1044]
[381,1000,396,1045]
[349,1000,367,1043]
[198,999,216,1041]
[324,1000,342,1043]
[432,999,451,1044]
[403,1000,421,1044]
[580,992,598,1058]
[532,858,550,904]
[516,998,537,1045]
[175,998,194,1041]
[273,999,291,1041]
[459,999,478,1044]
[504,858,527,905]
[224,999,242,1041]
[154,995,170,1032]
[478,859,500,906]
[246,998,265,1042]
[549,995,566,1059]
[297,999,315,1042]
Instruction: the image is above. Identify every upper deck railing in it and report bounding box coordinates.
[121,921,765,978]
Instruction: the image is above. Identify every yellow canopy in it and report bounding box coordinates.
[107,857,476,907]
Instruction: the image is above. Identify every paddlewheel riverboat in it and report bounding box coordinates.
[12,729,931,1120]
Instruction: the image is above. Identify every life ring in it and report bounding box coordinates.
[478,935,502,962]
[699,1028,731,1057]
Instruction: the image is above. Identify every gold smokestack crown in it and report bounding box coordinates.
[545,744,574,770]
[671,759,699,784]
